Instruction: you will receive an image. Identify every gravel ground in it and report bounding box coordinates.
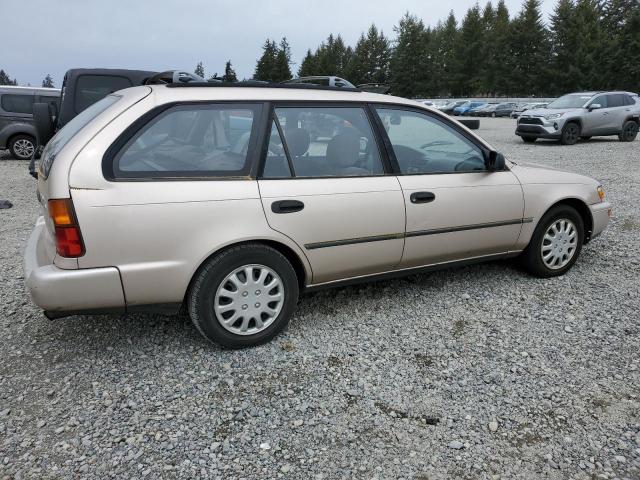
[1,119,639,479]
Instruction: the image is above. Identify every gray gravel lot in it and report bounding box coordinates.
[1,118,639,479]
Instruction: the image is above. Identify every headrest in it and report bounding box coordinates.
[285,128,310,157]
[326,130,360,167]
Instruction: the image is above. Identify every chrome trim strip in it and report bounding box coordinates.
[304,218,532,250]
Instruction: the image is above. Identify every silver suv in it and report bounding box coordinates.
[516,91,640,145]
[24,82,611,348]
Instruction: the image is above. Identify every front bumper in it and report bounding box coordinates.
[515,116,571,139]
[24,217,126,314]
[589,202,612,240]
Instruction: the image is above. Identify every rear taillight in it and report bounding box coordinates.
[48,198,85,258]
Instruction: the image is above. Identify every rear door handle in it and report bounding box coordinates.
[410,191,436,204]
[271,200,304,214]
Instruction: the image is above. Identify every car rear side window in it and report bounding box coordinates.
[75,75,133,113]
[1,94,34,114]
[270,106,384,178]
[113,103,262,178]
[262,120,293,178]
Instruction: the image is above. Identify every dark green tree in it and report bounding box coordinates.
[509,0,551,95]
[222,61,237,82]
[601,0,640,90]
[491,0,515,95]
[273,37,293,82]
[549,0,577,93]
[194,61,205,78]
[42,74,54,88]
[479,2,497,94]
[433,11,460,96]
[298,49,318,77]
[452,4,485,96]
[347,25,391,85]
[390,13,428,97]
[254,39,279,81]
[0,69,17,85]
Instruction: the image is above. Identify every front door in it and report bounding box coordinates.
[259,104,405,285]
[373,106,525,269]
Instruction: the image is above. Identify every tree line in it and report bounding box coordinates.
[254,0,640,97]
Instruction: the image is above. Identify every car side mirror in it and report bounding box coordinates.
[485,151,506,171]
[588,103,601,112]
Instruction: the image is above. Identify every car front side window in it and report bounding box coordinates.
[375,107,486,174]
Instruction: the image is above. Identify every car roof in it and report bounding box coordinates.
[146,83,424,107]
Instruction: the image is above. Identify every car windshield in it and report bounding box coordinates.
[547,94,592,109]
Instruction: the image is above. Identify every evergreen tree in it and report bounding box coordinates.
[571,0,606,90]
[601,0,640,90]
[390,13,428,97]
[298,49,318,77]
[315,34,352,77]
[222,61,237,82]
[479,2,497,94]
[550,0,577,93]
[436,11,459,96]
[194,61,205,78]
[273,37,293,82]
[452,4,485,96]
[0,69,17,85]
[42,74,54,88]
[347,25,391,85]
[492,0,515,95]
[254,39,278,81]
[509,0,551,95]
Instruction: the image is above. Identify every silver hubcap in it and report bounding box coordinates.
[541,219,578,270]
[14,139,35,158]
[214,264,284,336]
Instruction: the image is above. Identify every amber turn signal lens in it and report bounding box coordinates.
[48,199,74,226]
[597,186,605,202]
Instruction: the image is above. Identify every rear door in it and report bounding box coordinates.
[373,106,524,269]
[258,103,405,285]
[606,94,633,132]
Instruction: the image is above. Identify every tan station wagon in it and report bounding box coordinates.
[24,82,612,348]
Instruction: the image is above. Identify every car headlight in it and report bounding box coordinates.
[544,113,563,120]
[597,185,606,202]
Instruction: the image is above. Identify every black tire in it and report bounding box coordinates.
[521,136,537,143]
[187,243,299,348]
[618,120,638,142]
[520,205,584,278]
[8,134,36,160]
[580,136,592,141]
[560,122,580,145]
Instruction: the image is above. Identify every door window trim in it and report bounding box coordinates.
[257,101,394,180]
[102,100,269,181]
[369,103,499,176]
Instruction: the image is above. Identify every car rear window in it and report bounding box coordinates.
[1,93,34,114]
[75,75,132,113]
[40,95,120,178]
[111,103,262,179]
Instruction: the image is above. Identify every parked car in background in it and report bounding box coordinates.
[511,102,548,119]
[439,100,466,115]
[516,91,640,145]
[453,101,485,116]
[0,86,60,160]
[476,102,518,117]
[24,81,611,348]
[468,103,496,116]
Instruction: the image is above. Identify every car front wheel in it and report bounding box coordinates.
[188,244,299,348]
[8,134,36,160]
[560,122,580,145]
[618,120,638,142]
[521,205,584,277]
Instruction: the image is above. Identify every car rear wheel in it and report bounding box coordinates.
[560,122,580,145]
[187,244,299,348]
[618,120,638,142]
[521,205,584,278]
[521,136,537,143]
[8,135,36,160]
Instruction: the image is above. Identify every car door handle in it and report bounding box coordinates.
[410,191,436,204]
[271,200,304,214]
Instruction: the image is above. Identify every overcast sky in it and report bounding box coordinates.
[3,0,555,87]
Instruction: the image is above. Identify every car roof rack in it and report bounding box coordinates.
[166,80,361,92]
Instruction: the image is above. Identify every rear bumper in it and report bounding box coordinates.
[589,202,612,240]
[24,217,126,314]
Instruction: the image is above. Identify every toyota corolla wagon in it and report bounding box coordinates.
[24,82,612,348]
